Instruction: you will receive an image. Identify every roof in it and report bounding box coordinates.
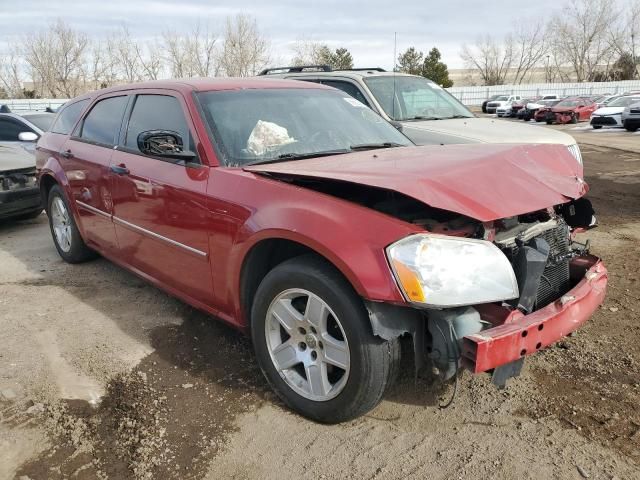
[88,77,332,98]
[260,69,419,81]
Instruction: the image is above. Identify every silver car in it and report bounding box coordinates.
[0,109,55,220]
[621,101,640,132]
[258,66,583,165]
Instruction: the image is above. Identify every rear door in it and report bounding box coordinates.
[109,91,213,305]
[64,94,129,252]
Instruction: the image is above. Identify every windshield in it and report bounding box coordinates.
[609,96,640,107]
[197,88,412,166]
[556,99,582,107]
[22,114,54,132]
[362,76,473,121]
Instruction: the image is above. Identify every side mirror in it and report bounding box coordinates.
[137,130,196,161]
[18,131,38,142]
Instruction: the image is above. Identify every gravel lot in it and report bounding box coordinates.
[1,136,639,480]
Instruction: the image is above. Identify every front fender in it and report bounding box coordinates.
[208,169,420,323]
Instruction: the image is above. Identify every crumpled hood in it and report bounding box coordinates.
[246,143,587,222]
[592,107,625,116]
[0,144,36,172]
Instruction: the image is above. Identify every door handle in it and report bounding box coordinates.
[110,164,130,175]
[60,149,73,158]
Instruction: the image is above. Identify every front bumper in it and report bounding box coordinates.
[462,255,607,373]
[591,115,621,127]
[0,186,42,218]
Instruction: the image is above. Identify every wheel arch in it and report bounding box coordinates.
[239,236,365,330]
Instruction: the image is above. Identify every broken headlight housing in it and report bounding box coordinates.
[386,234,519,308]
[567,144,582,165]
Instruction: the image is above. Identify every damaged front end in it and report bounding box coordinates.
[0,166,41,219]
[383,197,606,388]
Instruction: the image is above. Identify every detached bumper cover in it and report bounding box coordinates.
[462,256,607,373]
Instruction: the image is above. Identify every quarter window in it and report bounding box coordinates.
[51,99,89,135]
[79,96,128,146]
[125,95,194,156]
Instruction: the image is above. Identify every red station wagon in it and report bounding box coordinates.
[36,79,607,422]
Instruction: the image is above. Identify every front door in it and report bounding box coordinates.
[109,93,213,306]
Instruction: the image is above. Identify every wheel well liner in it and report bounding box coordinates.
[39,174,58,206]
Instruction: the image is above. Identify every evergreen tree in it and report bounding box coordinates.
[422,47,453,87]
[330,47,354,70]
[397,47,424,75]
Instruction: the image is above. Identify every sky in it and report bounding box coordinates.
[0,0,566,69]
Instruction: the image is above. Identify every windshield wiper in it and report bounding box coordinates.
[407,115,443,120]
[349,142,405,151]
[246,149,350,166]
[445,114,473,119]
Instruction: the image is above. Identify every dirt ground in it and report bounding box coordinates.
[1,140,639,480]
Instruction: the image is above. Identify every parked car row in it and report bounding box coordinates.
[484,91,640,130]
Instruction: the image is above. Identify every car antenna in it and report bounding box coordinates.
[392,32,397,121]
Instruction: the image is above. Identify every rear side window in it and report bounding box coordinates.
[0,117,31,141]
[125,94,194,154]
[51,99,89,134]
[321,80,370,107]
[79,96,128,146]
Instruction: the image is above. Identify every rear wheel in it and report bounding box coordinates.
[47,185,97,263]
[251,255,400,423]
[592,125,602,129]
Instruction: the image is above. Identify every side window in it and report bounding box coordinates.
[79,96,128,146]
[50,99,89,135]
[0,118,30,141]
[125,94,195,156]
[321,80,371,107]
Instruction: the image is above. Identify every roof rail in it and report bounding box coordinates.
[337,67,386,72]
[258,65,332,75]
[0,104,11,113]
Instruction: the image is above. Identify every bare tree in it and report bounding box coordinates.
[548,0,619,82]
[0,44,25,98]
[107,26,143,83]
[22,20,88,97]
[219,14,270,76]
[460,35,514,85]
[163,23,219,78]
[290,40,332,66]
[510,22,549,84]
[134,41,164,80]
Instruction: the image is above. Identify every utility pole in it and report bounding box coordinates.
[546,55,551,83]
[632,33,638,80]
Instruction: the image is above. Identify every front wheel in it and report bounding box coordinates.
[47,185,97,263]
[625,122,639,132]
[251,255,400,423]
[570,113,579,124]
[592,125,602,129]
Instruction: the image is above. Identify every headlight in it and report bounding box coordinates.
[386,234,519,308]
[567,144,582,165]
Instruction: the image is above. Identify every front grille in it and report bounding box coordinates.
[535,223,571,308]
[591,116,617,125]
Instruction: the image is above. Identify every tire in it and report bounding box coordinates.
[251,255,400,423]
[47,185,97,263]
[625,121,639,132]
[592,125,602,129]
[535,118,543,123]
[546,120,553,125]
[570,113,578,124]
